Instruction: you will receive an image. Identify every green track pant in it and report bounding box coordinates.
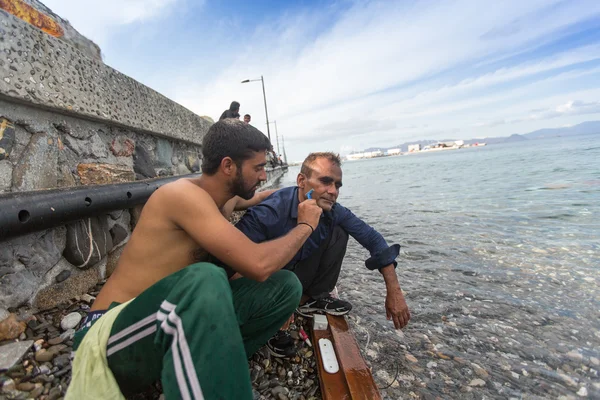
[73,263,302,399]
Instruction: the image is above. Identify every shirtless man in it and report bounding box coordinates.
[67,120,322,400]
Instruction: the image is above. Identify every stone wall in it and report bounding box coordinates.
[0,98,206,312]
[0,6,287,315]
[0,6,213,313]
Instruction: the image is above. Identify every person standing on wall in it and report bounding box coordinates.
[219,101,241,120]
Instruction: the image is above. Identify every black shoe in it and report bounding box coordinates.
[266,330,297,358]
[297,296,353,316]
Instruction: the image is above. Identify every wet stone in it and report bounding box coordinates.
[60,312,82,331]
[55,270,71,283]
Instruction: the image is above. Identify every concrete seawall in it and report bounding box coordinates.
[0,6,285,313]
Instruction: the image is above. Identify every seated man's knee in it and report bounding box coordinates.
[332,225,349,249]
[334,225,349,241]
[270,270,302,303]
[184,262,229,289]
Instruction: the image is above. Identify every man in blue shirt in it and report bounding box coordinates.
[234,152,411,357]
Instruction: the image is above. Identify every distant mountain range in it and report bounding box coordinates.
[361,120,600,153]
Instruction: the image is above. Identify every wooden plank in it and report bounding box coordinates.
[327,315,382,400]
[311,325,352,400]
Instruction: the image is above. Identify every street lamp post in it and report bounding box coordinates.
[268,120,280,154]
[241,75,271,142]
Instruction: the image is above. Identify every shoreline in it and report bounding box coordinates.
[0,281,322,400]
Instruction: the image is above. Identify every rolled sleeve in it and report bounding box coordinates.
[336,206,401,270]
[365,244,400,270]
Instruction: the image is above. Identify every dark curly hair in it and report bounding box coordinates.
[201,119,271,175]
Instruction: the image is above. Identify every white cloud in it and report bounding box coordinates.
[42,0,180,47]
[531,100,600,120]
[166,0,600,160]
[40,0,600,160]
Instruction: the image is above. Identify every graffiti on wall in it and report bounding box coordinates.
[0,0,64,37]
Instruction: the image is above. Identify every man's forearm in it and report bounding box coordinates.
[234,189,277,211]
[380,264,401,290]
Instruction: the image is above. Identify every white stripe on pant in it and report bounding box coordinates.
[104,301,205,400]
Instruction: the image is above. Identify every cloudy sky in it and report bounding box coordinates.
[43,0,600,162]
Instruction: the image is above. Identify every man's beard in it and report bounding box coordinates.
[232,169,258,200]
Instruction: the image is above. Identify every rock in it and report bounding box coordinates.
[63,133,107,158]
[61,312,82,330]
[156,139,173,168]
[55,270,71,283]
[469,378,486,387]
[35,262,100,310]
[1,377,16,392]
[47,344,68,355]
[185,153,201,173]
[47,336,64,346]
[250,366,261,383]
[130,204,145,228]
[16,382,35,392]
[53,354,71,369]
[57,164,77,188]
[0,118,16,160]
[471,363,489,378]
[0,160,13,192]
[0,341,33,370]
[558,373,578,387]
[106,245,125,277]
[577,386,588,397]
[133,145,156,179]
[80,294,95,303]
[108,210,124,220]
[175,163,191,175]
[64,217,112,268]
[0,308,9,321]
[110,136,135,157]
[30,386,44,398]
[77,163,135,185]
[566,350,583,362]
[48,386,62,400]
[12,132,58,191]
[0,228,65,298]
[0,314,26,341]
[427,361,437,369]
[272,386,289,397]
[35,349,55,363]
[109,224,129,247]
[406,354,418,363]
[60,328,76,341]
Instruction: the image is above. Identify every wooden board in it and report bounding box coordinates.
[311,324,352,400]
[327,315,382,400]
[311,315,382,400]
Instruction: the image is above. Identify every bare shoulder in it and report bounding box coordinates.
[151,179,220,222]
[154,179,211,204]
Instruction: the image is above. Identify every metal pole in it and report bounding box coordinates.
[271,121,280,154]
[282,135,288,164]
[261,75,271,142]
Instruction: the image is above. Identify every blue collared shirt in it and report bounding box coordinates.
[235,186,400,270]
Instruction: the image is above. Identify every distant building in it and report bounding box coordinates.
[369,150,383,158]
[387,148,401,155]
[408,144,421,152]
[346,152,364,160]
